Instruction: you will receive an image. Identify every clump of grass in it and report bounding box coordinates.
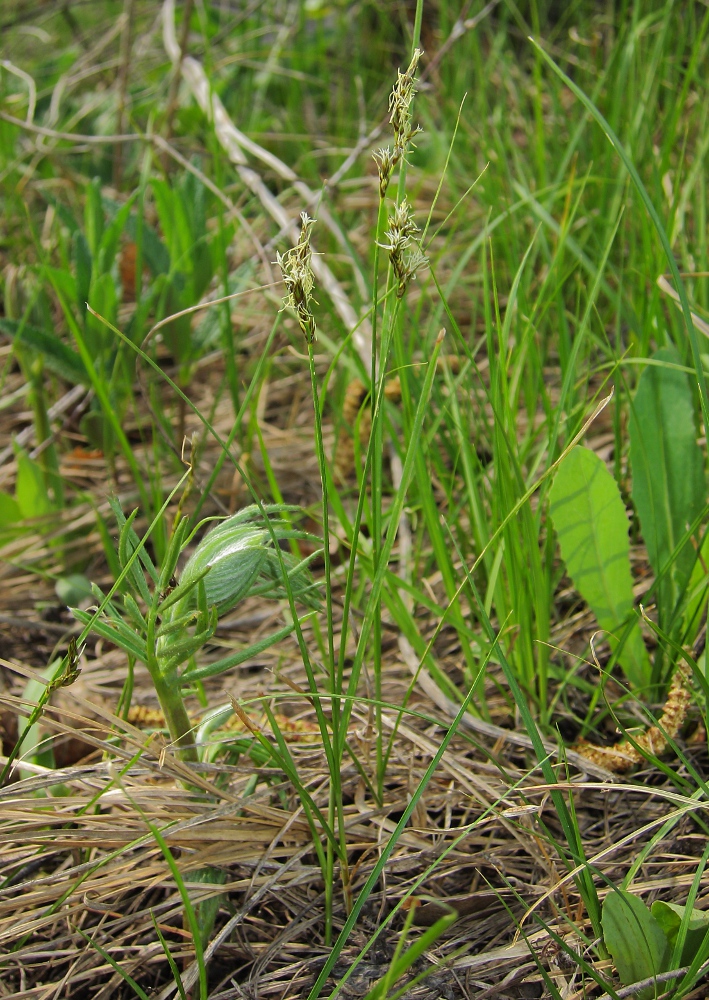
[3,2,709,998]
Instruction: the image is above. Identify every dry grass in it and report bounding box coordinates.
[0,250,706,997]
[2,2,709,997]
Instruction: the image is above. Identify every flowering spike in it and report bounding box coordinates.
[376,197,428,297]
[373,147,396,199]
[276,212,318,343]
[375,49,424,198]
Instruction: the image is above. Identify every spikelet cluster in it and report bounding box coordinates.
[574,663,692,772]
[374,49,423,198]
[276,212,317,343]
[377,198,428,298]
[48,638,81,693]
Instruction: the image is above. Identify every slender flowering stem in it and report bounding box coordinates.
[277,214,351,935]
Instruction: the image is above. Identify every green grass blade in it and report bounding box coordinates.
[529,36,709,443]
[74,926,151,1000]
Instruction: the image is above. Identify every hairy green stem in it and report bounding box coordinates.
[151,670,198,763]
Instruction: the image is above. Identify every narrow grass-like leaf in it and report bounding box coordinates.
[179,619,308,683]
[529,36,709,443]
[74,926,150,1000]
[306,651,488,1000]
[549,446,650,689]
[138,816,208,1000]
[150,911,188,1000]
[361,911,457,1000]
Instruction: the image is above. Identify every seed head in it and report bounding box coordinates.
[376,197,428,298]
[276,213,317,343]
[373,146,396,199]
[48,638,82,693]
[390,49,423,152]
[374,49,424,198]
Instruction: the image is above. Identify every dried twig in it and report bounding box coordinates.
[596,960,709,1000]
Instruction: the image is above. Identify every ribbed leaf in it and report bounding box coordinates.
[16,452,53,519]
[629,347,705,626]
[549,446,650,689]
[603,890,669,997]
[652,900,709,969]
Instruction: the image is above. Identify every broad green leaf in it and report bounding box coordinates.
[151,179,182,266]
[685,530,709,647]
[0,318,87,385]
[549,446,650,688]
[0,492,21,526]
[16,452,53,519]
[603,890,670,997]
[629,347,706,626]
[177,171,211,299]
[0,491,25,543]
[652,900,709,968]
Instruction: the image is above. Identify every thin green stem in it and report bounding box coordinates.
[307,337,351,934]
[188,314,281,528]
[341,330,445,740]
[369,196,388,796]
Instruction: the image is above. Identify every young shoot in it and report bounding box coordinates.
[72,501,320,763]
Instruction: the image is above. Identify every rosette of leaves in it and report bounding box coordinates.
[72,501,320,761]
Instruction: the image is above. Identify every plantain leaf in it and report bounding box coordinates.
[603,890,670,998]
[16,451,53,519]
[549,446,650,688]
[0,492,22,527]
[652,900,709,969]
[629,347,706,627]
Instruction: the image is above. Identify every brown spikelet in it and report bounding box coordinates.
[222,708,321,743]
[334,379,370,482]
[384,375,402,401]
[343,378,368,425]
[573,664,692,772]
[126,705,168,729]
